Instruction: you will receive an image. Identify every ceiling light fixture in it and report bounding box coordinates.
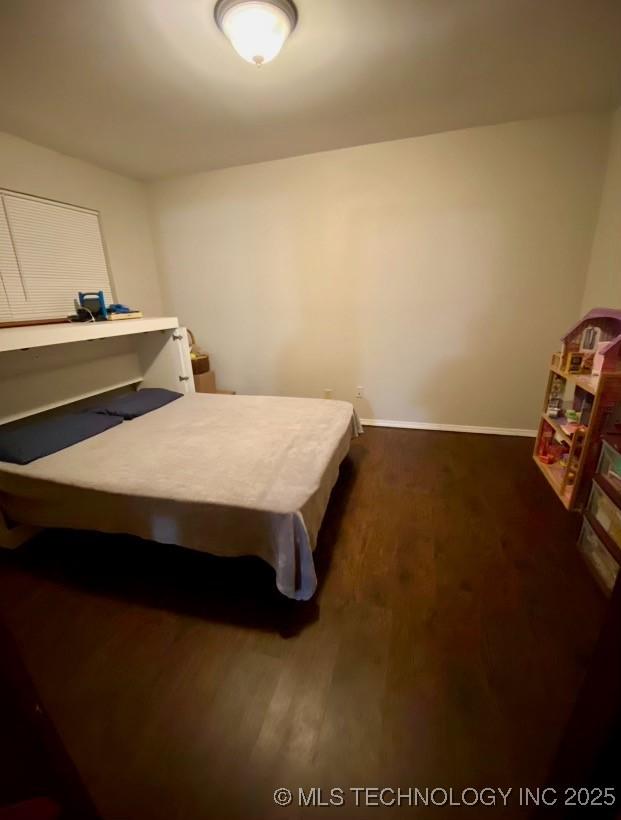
[214,0,298,67]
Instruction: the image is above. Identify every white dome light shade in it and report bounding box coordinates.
[215,0,297,66]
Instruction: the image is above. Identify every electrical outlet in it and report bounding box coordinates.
[356,386,364,399]
[324,388,332,399]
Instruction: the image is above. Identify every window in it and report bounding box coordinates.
[0,190,114,324]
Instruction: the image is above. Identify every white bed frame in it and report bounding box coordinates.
[0,316,194,548]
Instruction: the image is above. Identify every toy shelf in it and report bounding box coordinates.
[534,362,621,511]
[533,455,574,509]
[541,412,575,446]
[549,364,598,395]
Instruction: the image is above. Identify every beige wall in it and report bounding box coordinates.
[0,131,163,315]
[150,114,608,431]
[581,107,621,313]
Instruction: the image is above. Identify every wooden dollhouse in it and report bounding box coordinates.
[534,308,621,511]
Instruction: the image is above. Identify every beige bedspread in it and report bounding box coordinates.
[0,393,362,599]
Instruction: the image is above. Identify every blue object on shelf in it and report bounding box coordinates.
[78,290,108,320]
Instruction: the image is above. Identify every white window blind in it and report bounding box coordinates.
[0,191,114,323]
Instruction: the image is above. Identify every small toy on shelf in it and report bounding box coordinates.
[560,421,581,439]
[567,352,586,374]
[537,423,568,465]
[537,427,555,464]
[549,374,564,396]
[546,374,565,417]
[546,397,563,418]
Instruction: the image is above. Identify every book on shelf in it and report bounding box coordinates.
[107,311,143,321]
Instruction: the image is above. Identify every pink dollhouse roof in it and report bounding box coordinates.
[561,308,621,342]
[598,334,621,356]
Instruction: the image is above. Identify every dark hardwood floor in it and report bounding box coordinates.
[0,428,607,819]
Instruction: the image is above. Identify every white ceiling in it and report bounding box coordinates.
[0,0,620,180]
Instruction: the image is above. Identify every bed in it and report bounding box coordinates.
[0,393,362,600]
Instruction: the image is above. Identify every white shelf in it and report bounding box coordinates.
[0,316,179,353]
[1,378,143,425]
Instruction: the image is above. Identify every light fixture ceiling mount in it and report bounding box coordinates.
[214,0,298,67]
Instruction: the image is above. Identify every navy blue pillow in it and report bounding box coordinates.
[0,413,123,465]
[89,388,182,420]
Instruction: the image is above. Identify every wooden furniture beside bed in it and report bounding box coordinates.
[193,369,235,394]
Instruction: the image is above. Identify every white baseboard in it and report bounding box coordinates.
[360,418,536,438]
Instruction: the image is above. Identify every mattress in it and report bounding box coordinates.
[0,393,362,599]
